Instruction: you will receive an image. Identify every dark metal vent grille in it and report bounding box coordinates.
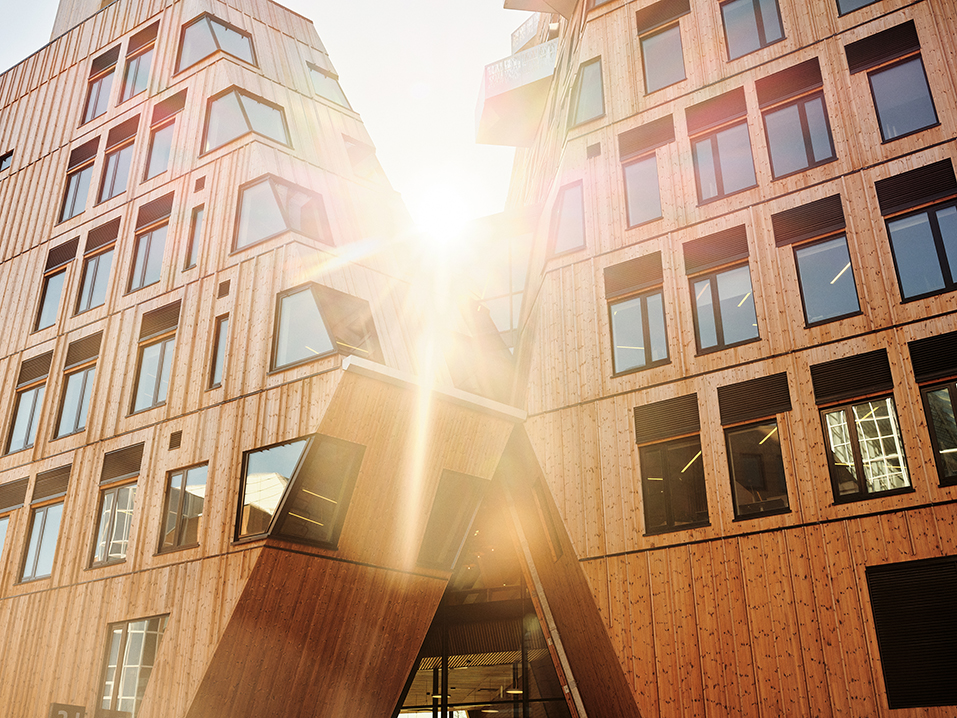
[65,331,103,368]
[33,464,72,503]
[106,115,140,149]
[875,160,957,217]
[756,58,823,108]
[909,331,957,384]
[101,443,144,484]
[810,349,893,405]
[169,431,182,450]
[140,300,181,340]
[866,558,957,709]
[217,280,231,298]
[619,114,675,159]
[718,373,791,425]
[586,143,601,159]
[683,225,749,274]
[771,195,846,247]
[136,192,174,230]
[194,176,206,192]
[635,393,699,444]
[0,478,28,513]
[604,252,663,299]
[68,138,99,170]
[90,45,120,76]
[686,87,747,136]
[86,218,121,252]
[45,237,79,271]
[845,20,920,75]
[152,90,187,126]
[635,0,690,35]
[18,351,53,386]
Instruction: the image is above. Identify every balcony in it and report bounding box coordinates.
[503,0,578,19]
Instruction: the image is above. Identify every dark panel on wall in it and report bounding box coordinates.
[875,160,957,217]
[618,115,675,159]
[635,393,699,444]
[101,443,145,483]
[718,373,791,425]
[771,195,845,246]
[604,252,663,299]
[810,350,893,405]
[683,226,749,274]
[909,331,957,384]
[845,21,920,74]
[756,58,823,108]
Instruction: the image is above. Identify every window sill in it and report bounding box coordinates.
[832,486,915,504]
[128,401,167,417]
[804,310,864,329]
[697,182,759,207]
[612,358,671,378]
[88,559,127,570]
[626,214,664,231]
[899,285,956,304]
[568,112,606,132]
[267,351,339,376]
[880,121,940,145]
[644,77,686,96]
[726,36,785,63]
[644,521,710,536]
[199,129,292,159]
[732,506,791,522]
[155,542,200,556]
[770,156,837,183]
[695,335,761,356]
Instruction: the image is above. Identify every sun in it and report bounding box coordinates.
[407,182,471,250]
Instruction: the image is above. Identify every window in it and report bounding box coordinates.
[91,483,135,566]
[636,0,690,93]
[119,22,158,103]
[549,182,585,255]
[76,218,120,314]
[82,46,119,124]
[177,14,255,72]
[208,314,228,388]
[56,366,95,438]
[309,64,351,109]
[604,253,668,374]
[99,615,169,717]
[98,116,139,204]
[794,237,860,324]
[234,175,331,250]
[836,0,878,13]
[910,331,957,487]
[272,283,383,371]
[619,116,674,227]
[34,269,67,331]
[687,88,756,202]
[0,515,7,560]
[0,478,27,563]
[159,464,207,551]
[757,59,835,179]
[418,470,488,569]
[7,351,52,454]
[0,150,12,171]
[237,434,364,546]
[21,502,63,580]
[128,224,167,292]
[144,90,187,181]
[185,205,203,268]
[59,138,99,223]
[132,301,180,414]
[569,58,604,127]
[845,22,938,142]
[203,87,289,153]
[720,0,783,60]
[692,265,759,351]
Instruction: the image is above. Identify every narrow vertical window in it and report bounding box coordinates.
[128,224,168,292]
[209,314,228,388]
[185,205,204,268]
[21,502,63,580]
[55,366,95,437]
[549,182,585,255]
[144,90,187,181]
[120,22,158,103]
[34,267,68,331]
[687,88,755,202]
[59,138,99,223]
[76,218,120,314]
[159,464,208,551]
[636,0,690,94]
[605,253,669,374]
[99,615,169,717]
[82,46,119,124]
[910,332,957,487]
[98,117,139,203]
[569,58,604,127]
[6,351,53,455]
[132,301,180,414]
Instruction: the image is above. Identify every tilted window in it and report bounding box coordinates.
[132,300,179,414]
[687,88,756,202]
[569,58,604,127]
[60,138,99,222]
[720,0,784,60]
[549,182,585,255]
[177,14,255,72]
[636,0,690,94]
[160,464,207,551]
[120,22,158,103]
[99,615,169,717]
[418,470,489,570]
[203,87,290,153]
[605,252,669,374]
[208,314,228,388]
[7,351,52,454]
[234,176,331,250]
[619,115,674,227]
[34,238,78,331]
[309,64,351,109]
[82,46,119,124]
[185,205,204,269]
[0,150,12,172]
[91,442,143,567]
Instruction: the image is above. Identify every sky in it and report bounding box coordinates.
[0,0,531,228]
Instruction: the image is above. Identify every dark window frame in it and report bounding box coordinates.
[120,41,155,105]
[791,233,862,327]
[232,174,331,252]
[0,150,12,172]
[639,434,710,535]
[883,199,957,303]
[608,287,670,376]
[127,221,168,293]
[919,381,957,487]
[175,13,257,74]
[234,434,309,542]
[762,89,836,180]
[725,418,791,520]
[719,0,785,61]
[866,54,939,144]
[269,283,337,372]
[568,56,605,129]
[59,161,95,223]
[688,262,760,354]
[691,120,757,203]
[208,314,229,389]
[82,63,116,126]
[34,266,68,332]
[158,462,208,553]
[639,22,686,94]
[89,479,137,567]
[200,86,291,156]
[622,151,663,228]
[97,139,135,204]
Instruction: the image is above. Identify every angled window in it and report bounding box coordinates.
[846,21,938,142]
[99,615,169,717]
[604,253,669,374]
[82,46,119,124]
[177,13,255,72]
[343,136,388,184]
[34,238,78,331]
[619,115,674,227]
[237,434,364,546]
[76,218,119,314]
[20,464,70,581]
[6,351,52,454]
[55,332,101,438]
[208,314,228,388]
[160,464,207,551]
[909,331,957,486]
[418,470,489,569]
[91,443,144,567]
[836,0,878,13]
[684,225,758,352]
[0,150,13,172]
[811,350,911,502]
[635,394,708,534]
[309,64,351,109]
[144,91,186,180]
[636,0,690,93]
[234,175,331,250]
[720,0,784,60]
[687,88,756,202]
[569,58,604,127]
[60,138,99,222]
[203,87,289,153]
[98,115,139,203]
[875,160,957,302]
[272,283,383,371]
[120,22,158,103]
[549,181,585,255]
[185,205,203,269]
[131,300,179,414]
[758,59,835,179]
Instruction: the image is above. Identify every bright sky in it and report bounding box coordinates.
[0,0,530,227]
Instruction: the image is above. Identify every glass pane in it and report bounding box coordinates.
[758,0,783,43]
[145,225,167,287]
[646,292,668,362]
[84,71,114,123]
[928,388,957,480]
[826,408,860,495]
[641,446,667,533]
[161,473,182,550]
[722,0,761,59]
[121,48,153,102]
[180,465,208,546]
[805,96,834,163]
[79,249,113,311]
[693,137,718,201]
[936,206,957,283]
[101,627,123,707]
[205,91,249,151]
[794,237,860,323]
[93,489,116,563]
[156,338,173,405]
[310,69,350,107]
[36,270,66,330]
[34,502,63,577]
[76,366,94,431]
[853,398,909,493]
[552,184,584,254]
[100,144,133,202]
[573,60,603,125]
[764,103,808,178]
[870,58,937,141]
[694,278,717,349]
[211,19,254,63]
[187,207,203,268]
[133,342,161,412]
[240,95,287,144]
[108,484,136,561]
[611,296,645,373]
[275,289,334,367]
[236,180,286,248]
[211,317,228,387]
[57,369,85,436]
[61,166,92,221]
[716,265,758,345]
[285,189,325,240]
[727,422,789,517]
[624,155,662,226]
[9,386,42,453]
[641,25,685,93]
[240,439,308,537]
[665,438,707,528]
[22,509,44,578]
[715,123,756,195]
[0,516,7,559]
[178,18,217,70]
[145,122,174,179]
[837,0,878,11]
[887,212,945,299]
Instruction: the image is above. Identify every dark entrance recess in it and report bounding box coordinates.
[394,488,573,718]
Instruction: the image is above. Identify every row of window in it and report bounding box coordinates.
[567,21,939,211]
[635,340,957,535]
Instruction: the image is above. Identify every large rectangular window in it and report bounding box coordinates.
[34,269,67,331]
[922,383,957,486]
[619,116,674,228]
[99,615,168,717]
[720,0,784,60]
[132,301,180,414]
[605,251,669,374]
[793,236,860,324]
[98,117,138,203]
[159,464,207,551]
[76,219,119,314]
[640,437,708,534]
[688,89,755,202]
[6,351,52,454]
[91,483,136,566]
[177,13,255,71]
[636,0,690,94]
[56,366,95,438]
[59,138,99,223]
[691,265,758,351]
[885,204,957,301]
